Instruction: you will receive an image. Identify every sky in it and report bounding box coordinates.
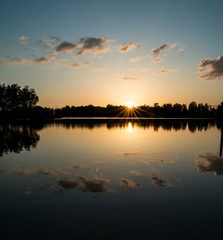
[0,0,223,108]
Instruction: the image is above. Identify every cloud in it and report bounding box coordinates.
[197,56,223,81]
[149,158,174,164]
[129,56,142,62]
[84,61,92,67]
[18,36,28,40]
[34,57,51,64]
[43,43,56,49]
[0,58,32,66]
[150,69,177,75]
[19,41,28,45]
[136,159,150,165]
[122,77,140,81]
[150,170,172,187]
[0,167,36,175]
[129,170,142,176]
[10,58,31,65]
[195,152,223,175]
[78,176,111,192]
[71,63,81,68]
[59,179,80,189]
[119,151,140,156]
[119,42,140,53]
[77,37,110,56]
[176,48,184,53]
[50,36,60,42]
[56,41,79,53]
[151,43,176,62]
[120,178,139,188]
[14,168,36,175]
[38,168,56,175]
[0,59,7,65]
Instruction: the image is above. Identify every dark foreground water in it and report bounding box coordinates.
[0,118,223,240]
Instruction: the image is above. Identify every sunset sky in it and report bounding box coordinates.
[0,0,223,107]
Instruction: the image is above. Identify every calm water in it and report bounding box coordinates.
[0,119,223,240]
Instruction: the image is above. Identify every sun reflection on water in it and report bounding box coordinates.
[127,122,133,132]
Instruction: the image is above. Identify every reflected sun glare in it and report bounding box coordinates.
[127,122,133,132]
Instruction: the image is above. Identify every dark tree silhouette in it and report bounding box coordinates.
[0,124,40,157]
[0,84,39,112]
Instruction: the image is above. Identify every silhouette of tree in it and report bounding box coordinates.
[0,124,40,157]
[0,84,39,112]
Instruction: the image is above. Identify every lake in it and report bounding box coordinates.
[0,118,223,240]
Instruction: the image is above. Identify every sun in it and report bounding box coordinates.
[126,101,134,109]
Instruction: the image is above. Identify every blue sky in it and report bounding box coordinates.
[0,0,223,107]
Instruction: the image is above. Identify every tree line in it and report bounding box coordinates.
[0,83,223,119]
[55,102,223,118]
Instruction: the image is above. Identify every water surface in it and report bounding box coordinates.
[0,119,222,239]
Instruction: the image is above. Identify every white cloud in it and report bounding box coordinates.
[18,36,28,40]
[129,56,143,62]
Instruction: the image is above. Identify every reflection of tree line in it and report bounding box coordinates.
[44,118,217,132]
[0,119,219,157]
[0,124,40,157]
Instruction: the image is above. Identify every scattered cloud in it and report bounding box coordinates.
[84,61,92,66]
[14,168,36,175]
[150,69,177,75]
[59,179,80,189]
[149,158,174,164]
[120,178,139,188]
[18,36,28,40]
[50,36,60,42]
[43,43,56,49]
[38,168,56,175]
[150,170,172,187]
[10,58,31,65]
[71,62,81,68]
[0,58,32,66]
[197,56,223,81]
[151,43,176,62]
[119,151,140,156]
[56,41,79,53]
[195,152,223,175]
[122,77,140,81]
[0,59,7,65]
[54,58,68,63]
[78,175,111,193]
[77,37,110,56]
[176,48,184,53]
[129,56,143,62]
[119,42,140,53]
[129,170,142,176]
[136,159,150,165]
[34,57,51,64]
[19,41,28,45]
